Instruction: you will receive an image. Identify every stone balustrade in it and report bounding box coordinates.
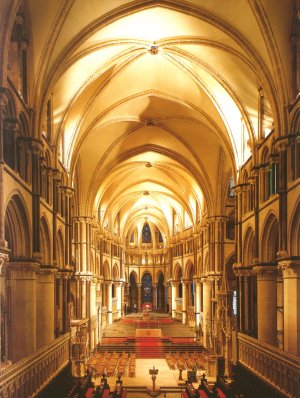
[237,332,300,398]
[0,333,70,398]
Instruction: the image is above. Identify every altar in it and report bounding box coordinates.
[135,328,162,337]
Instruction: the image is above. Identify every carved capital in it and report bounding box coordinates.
[278,259,300,278]
[253,264,278,280]
[8,261,40,279]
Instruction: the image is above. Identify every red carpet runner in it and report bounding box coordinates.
[135,337,164,358]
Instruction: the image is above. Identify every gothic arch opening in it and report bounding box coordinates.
[4,193,31,258]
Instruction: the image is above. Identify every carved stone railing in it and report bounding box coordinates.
[0,333,70,398]
[237,332,300,398]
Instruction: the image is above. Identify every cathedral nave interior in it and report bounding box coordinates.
[0,1,299,397]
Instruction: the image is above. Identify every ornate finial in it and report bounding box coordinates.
[149,45,159,55]
[146,120,155,128]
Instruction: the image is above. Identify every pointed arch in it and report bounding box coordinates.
[112,263,119,281]
[261,213,279,263]
[185,261,194,280]
[129,270,138,283]
[103,261,110,280]
[4,193,31,258]
[243,225,255,266]
[174,263,182,281]
[40,215,51,265]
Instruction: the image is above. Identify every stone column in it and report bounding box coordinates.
[116,282,122,319]
[89,276,97,351]
[0,251,9,360]
[81,277,87,319]
[55,275,64,334]
[31,140,42,258]
[171,282,177,318]
[121,282,125,316]
[107,281,113,324]
[36,267,55,349]
[73,217,92,273]
[243,273,251,332]
[254,265,277,346]
[195,279,201,327]
[203,278,211,349]
[182,280,187,324]
[64,187,73,267]
[280,260,300,355]
[276,140,288,257]
[9,262,39,362]
[152,283,157,310]
[137,283,142,311]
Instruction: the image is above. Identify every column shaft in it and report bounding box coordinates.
[182,282,187,324]
[255,266,277,346]
[107,282,112,324]
[171,283,176,318]
[282,263,300,355]
[36,269,54,349]
[195,281,201,326]
[9,263,38,362]
[203,279,211,349]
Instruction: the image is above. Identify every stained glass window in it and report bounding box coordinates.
[228,176,234,199]
[142,223,152,243]
[142,273,152,303]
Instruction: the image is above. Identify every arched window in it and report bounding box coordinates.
[228,176,234,200]
[142,273,152,303]
[142,223,152,243]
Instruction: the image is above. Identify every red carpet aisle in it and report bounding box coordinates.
[135,337,164,358]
